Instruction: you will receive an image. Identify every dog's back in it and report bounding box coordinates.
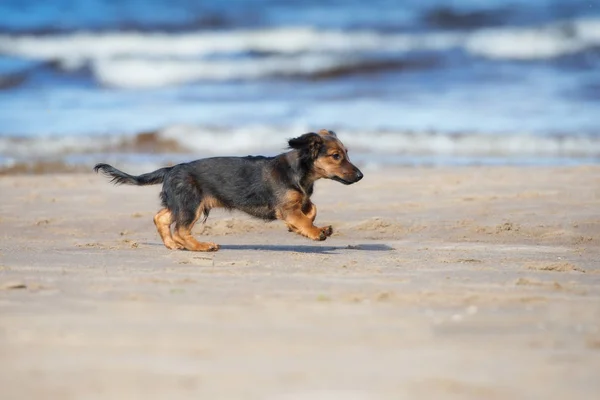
[164,156,280,221]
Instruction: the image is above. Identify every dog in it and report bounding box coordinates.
[94,129,363,251]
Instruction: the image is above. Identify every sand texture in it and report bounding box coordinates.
[1,166,600,399]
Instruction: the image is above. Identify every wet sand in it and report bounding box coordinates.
[1,166,599,399]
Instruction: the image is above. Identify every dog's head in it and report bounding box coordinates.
[288,129,363,185]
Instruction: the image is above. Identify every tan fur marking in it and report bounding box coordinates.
[303,201,317,222]
[201,196,223,210]
[153,208,181,250]
[284,210,332,241]
[174,227,220,251]
[287,201,317,233]
[172,203,219,252]
[279,191,330,240]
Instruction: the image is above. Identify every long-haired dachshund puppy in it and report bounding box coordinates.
[94,129,363,251]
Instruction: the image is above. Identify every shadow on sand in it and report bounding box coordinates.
[217,243,395,254]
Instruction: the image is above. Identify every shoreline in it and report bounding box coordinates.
[1,166,599,399]
[1,127,600,174]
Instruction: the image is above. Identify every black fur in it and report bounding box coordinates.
[93,163,172,186]
[288,132,324,160]
[95,152,315,229]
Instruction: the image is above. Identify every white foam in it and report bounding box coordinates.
[159,126,600,158]
[1,127,599,161]
[0,27,460,87]
[0,28,426,61]
[0,135,123,158]
[576,17,600,42]
[0,18,599,88]
[465,18,600,60]
[94,55,356,88]
[339,131,600,157]
[0,19,597,62]
[158,124,293,154]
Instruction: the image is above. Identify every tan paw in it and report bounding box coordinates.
[195,242,220,252]
[164,240,184,250]
[314,226,333,241]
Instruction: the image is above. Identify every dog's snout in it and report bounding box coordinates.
[354,169,364,182]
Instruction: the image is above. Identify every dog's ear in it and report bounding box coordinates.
[288,133,324,159]
[318,129,337,137]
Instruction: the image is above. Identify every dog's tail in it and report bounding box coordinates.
[94,163,172,186]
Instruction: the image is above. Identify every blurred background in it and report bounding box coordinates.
[0,0,599,172]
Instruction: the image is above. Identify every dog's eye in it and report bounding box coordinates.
[331,153,341,161]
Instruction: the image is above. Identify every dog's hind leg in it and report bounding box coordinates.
[172,205,219,252]
[153,208,182,250]
[174,224,220,252]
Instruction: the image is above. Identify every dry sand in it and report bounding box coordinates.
[1,166,599,400]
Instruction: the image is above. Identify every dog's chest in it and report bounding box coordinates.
[238,190,278,221]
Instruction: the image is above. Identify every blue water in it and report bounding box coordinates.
[1,0,596,33]
[0,0,599,165]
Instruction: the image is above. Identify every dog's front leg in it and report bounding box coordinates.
[283,208,332,241]
[287,201,317,233]
[303,201,317,222]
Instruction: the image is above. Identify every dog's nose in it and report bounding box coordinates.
[354,169,364,182]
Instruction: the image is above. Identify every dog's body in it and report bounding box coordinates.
[95,130,363,251]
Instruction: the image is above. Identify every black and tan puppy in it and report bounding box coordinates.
[94,129,363,251]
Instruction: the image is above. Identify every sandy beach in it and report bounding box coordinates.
[1,165,599,399]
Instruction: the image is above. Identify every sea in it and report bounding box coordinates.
[1,0,599,170]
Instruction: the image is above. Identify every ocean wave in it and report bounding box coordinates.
[93,55,439,88]
[465,18,600,60]
[0,28,418,61]
[0,19,597,60]
[0,27,453,87]
[92,55,362,88]
[2,126,599,160]
[0,18,599,88]
[158,126,600,158]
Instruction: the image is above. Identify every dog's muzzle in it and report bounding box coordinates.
[332,168,363,185]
